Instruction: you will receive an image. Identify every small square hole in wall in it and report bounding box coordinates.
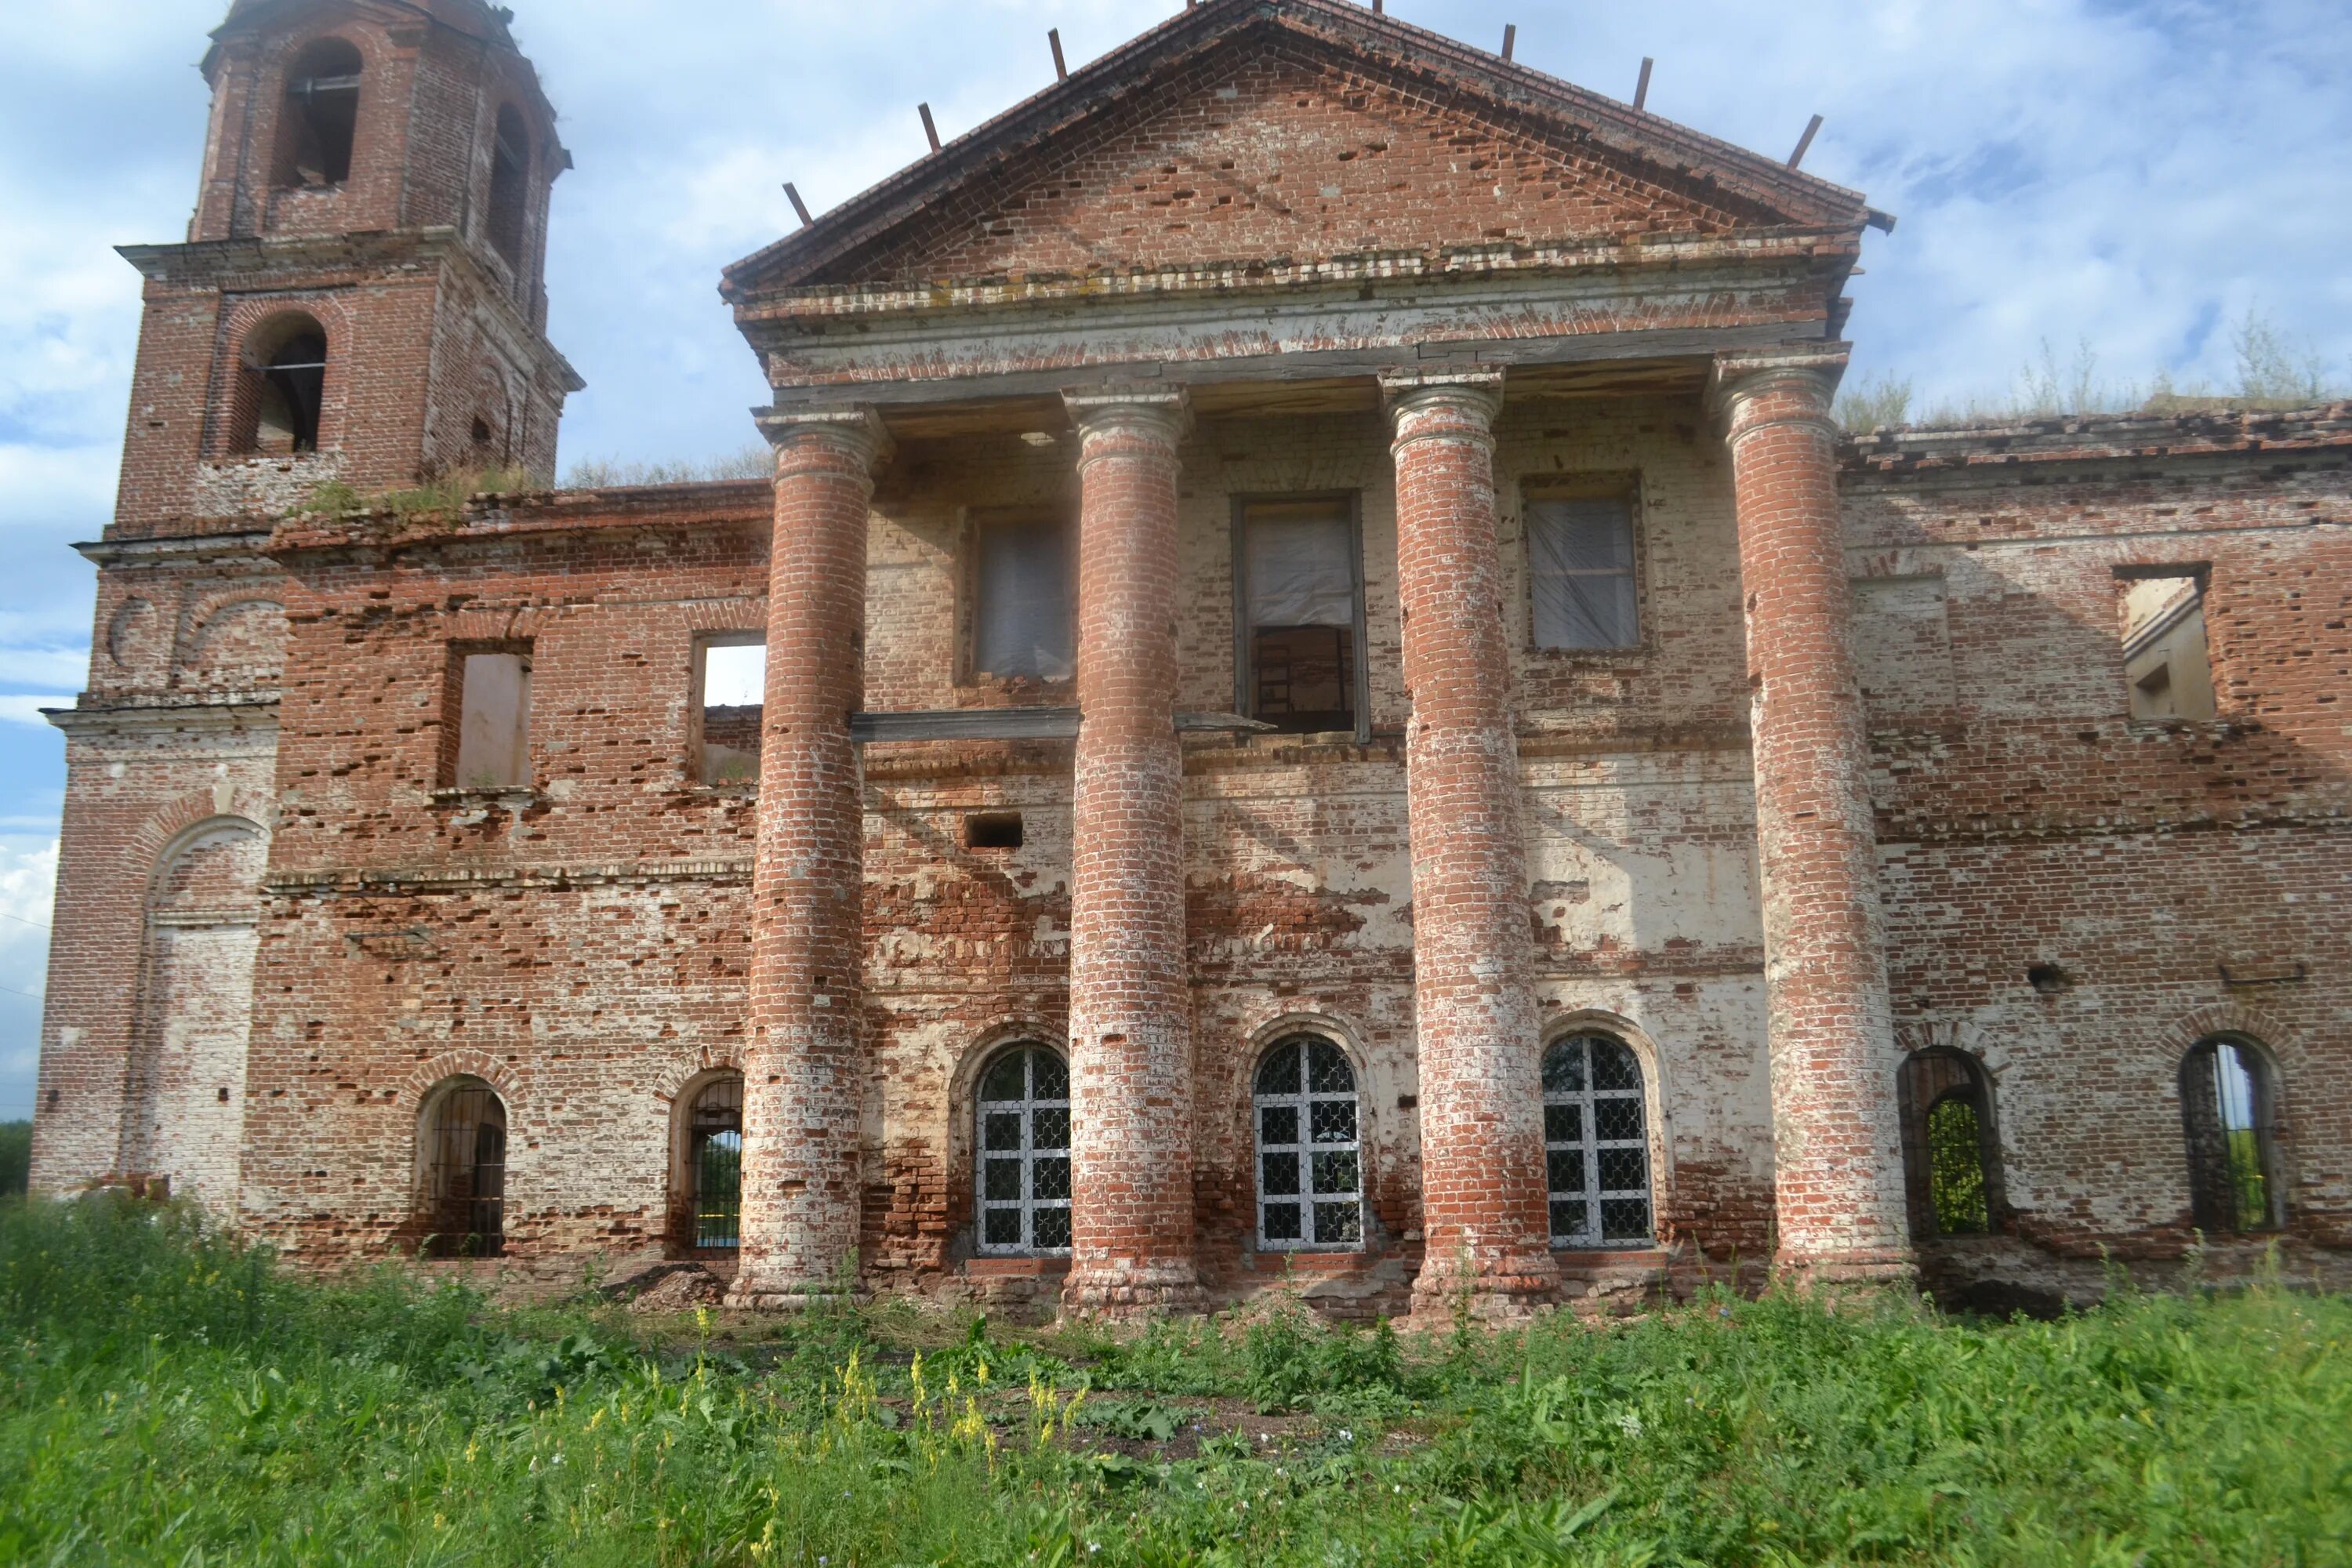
[964,811,1023,850]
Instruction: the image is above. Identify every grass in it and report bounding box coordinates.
[2,1197,2347,1565]
[0,1123,26,1198]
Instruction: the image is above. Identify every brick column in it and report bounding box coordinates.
[1384,372,1557,1317]
[1060,387,1204,1315]
[728,408,887,1309]
[1715,354,1914,1286]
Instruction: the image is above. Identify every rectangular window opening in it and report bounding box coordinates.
[696,637,765,786]
[964,811,1024,850]
[1236,496,1363,735]
[445,646,532,789]
[2119,572,2215,720]
[1529,492,1639,651]
[970,515,1074,684]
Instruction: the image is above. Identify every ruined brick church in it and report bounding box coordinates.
[31,0,2351,1316]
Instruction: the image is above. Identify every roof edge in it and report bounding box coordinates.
[722,0,1868,303]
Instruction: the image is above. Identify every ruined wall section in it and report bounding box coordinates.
[1840,408,2352,1294]
[30,532,284,1200]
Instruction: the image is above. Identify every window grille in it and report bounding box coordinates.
[1253,1035,1363,1250]
[2181,1037,2278,1233]
[1896,1048,2002,1239]
[689,1076,743,1251]
[976,1044,1072,1255]
[1543,1033,1652,1247]
[422,1078,506,1258]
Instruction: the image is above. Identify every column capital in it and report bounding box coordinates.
[1062,384,1190,445]
[1708,349,1847,444]
[754,405,892,471]
[1380,370,1504,454]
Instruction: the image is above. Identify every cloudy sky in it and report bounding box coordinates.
[2,0,2348,1126]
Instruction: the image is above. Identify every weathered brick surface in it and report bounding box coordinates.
[1720,358,1913,1283]
[1385,377,1555,1313]
[34,1,2352,1316]
[733,419,882,1307]
[1062,391,1205,1313]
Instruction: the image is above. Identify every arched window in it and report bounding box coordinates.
[976,1044,1071,1255]
[1543,1033,1652,1247]
[419,1077,506,1258]
[686,1076,742,1252]
[1252,1033,1363,1250]
[2180,1036,2279,1233]
[488,104,531,269]
[1897,1049,2002,1238]
[273,38,363,189]
[237,314,328,456]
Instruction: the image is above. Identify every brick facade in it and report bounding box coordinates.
[34,0,2352,1317]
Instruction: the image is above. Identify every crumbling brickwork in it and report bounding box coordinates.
[34,0,2352,1317]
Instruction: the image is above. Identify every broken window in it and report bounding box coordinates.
[2181,1036,2278,1233]
[1544,1033,1653,1247]
[695,637,765,786]
[2120,572,2216,720]
[272,38,363,189]
[687,1075,743,1252]
[444,646,532,789]
[1236,497,1362,735]
[419,1076,506,1258]
[1529,495,1639,650]
[970,516,1073,682]
[1897,1049,2001,1238]
[488,104,531,270]
[238,314,329,456]
[1253,1034,1363,1250]
[976,1044,1072,1255]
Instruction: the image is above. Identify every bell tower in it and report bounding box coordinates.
[113,0,582,534]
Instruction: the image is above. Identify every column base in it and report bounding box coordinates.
[1060,1262,1207,1319]
[1408,1246,1560,1323]
[1771,1247,1918,1298]
[724,1272,862,1312]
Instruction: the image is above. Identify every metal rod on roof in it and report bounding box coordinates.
[1634,57,1653,111]
[783,182,812,227]
[1371,0,1383,13]
[1501,24,1517,62]
[1049,27,1068,80]
[919,103,942,154]
[1788,113,1824,169]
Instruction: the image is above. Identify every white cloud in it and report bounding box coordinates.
[0,696,71,728]
[0,837,56,950]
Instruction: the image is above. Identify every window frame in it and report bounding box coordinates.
[960,507,1077,689]
[416,1076,507,1259]
[1896,1047,2005,1240]
[681,1074,744,1254]
[2114,564,2217,724]
[690,631,766,789]
[1519,474,1646,658]
[271,36,365,193]
[437,638,535,792]
[1229,492,1370,743]
[1542,1030,1655,1249]
[2179,1033,2282,1235]
[974,1042,1073,1258]
[1250,1032,1367,1253]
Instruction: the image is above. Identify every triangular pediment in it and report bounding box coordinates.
[727,0,1868,302]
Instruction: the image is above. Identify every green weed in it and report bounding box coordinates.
[2,1195,2347,1565]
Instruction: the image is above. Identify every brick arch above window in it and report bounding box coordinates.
[127,791,278,878]
[396,1051,527,1116]
[209,295,355,461]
